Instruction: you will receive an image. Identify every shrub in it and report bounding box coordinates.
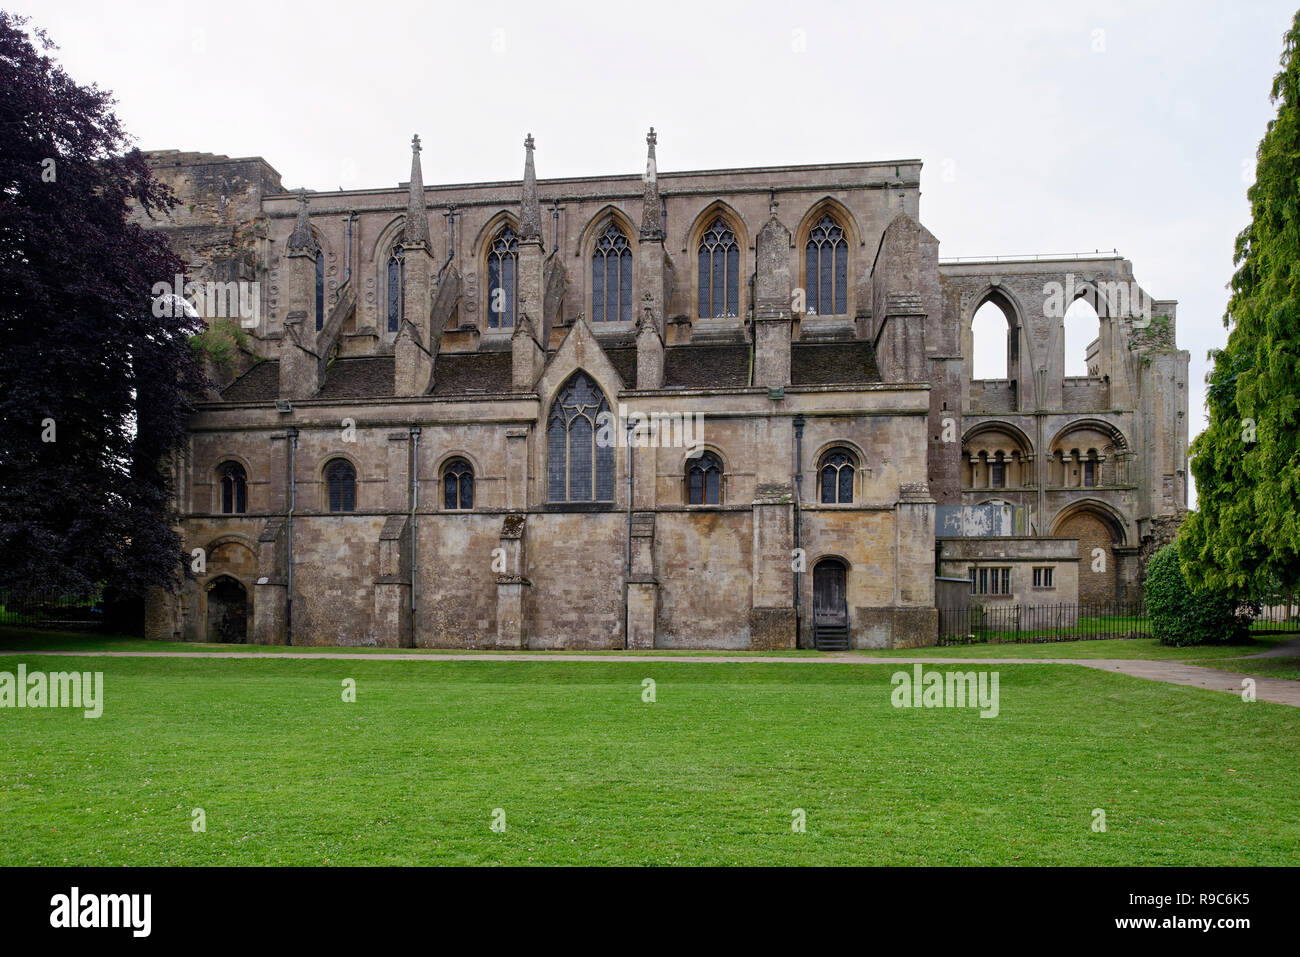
[1144,544,1253,646]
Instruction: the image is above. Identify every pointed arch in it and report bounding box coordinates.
[964,284,1027,390]
[574,204,638,259]
[686,200,750,321]
[370,216,407,338]
[475,211,521,331]
[795,198,862,319]
[546,370,615,503]
[586,211,635,324]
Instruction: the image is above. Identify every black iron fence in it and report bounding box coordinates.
[938,600,1149,645]
[1249,597,1300,634]
[0,590,104,630]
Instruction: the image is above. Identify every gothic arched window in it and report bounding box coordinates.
[387,244,405,333]
[443,459,474,510]
[819,447,857,504]
[314,250,325,331]
[486,225,518,329]
[697,216,739,318]
[325,459,356,513]
[687,452,723,505]
[805,214,848,316]
[547,372,614,503]
[592,222,633,322]
[219,461,247,514]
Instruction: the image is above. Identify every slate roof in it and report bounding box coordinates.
[220,360,279,401]
[790,341,880,385]
[317,357,395,399]
[213,340,880,403]
[429,351,513,396]
[663,344,752,388]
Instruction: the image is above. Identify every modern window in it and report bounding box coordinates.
[486,225,518,329]
[325,459,356,513]
[805,213,848,316]
[687,452,723,505]
[315,250,325,331]
[219,461,247,514]
[387,245,405,333]
[547,372,614,503]
[592,222,633,323]
[697,216,739,318]
[443,458,474,510]
[819,447,857,504]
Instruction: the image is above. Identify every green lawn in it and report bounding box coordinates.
[1,627,1289,661]
[1189,656,1300,681]
[865,635,1289,659]
[1,650,1297,865]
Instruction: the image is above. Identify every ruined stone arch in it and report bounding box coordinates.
[963,284,1027,387]
[962,420,1033,489]
[1049,418,1129,452]
[1050,419,1131,486]
[1051,499,1129,604]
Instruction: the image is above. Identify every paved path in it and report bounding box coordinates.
[4,646,1299,707]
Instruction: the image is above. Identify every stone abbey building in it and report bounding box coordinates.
[139,131,1189,649]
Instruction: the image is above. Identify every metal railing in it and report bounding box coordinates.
[0,590,104,630]
[937,600,1148,645]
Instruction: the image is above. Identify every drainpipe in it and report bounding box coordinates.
[286,427,298,646]
[409,426,420,647]
[793,415,805,647]
[624,415,634,649]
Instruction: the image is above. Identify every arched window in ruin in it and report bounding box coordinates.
[547,372,614,503]
[804,213,848,316]
[686,451,724,505]
[697,216,740,318]
[219,461,247,514]
[971,298,1013,379]
[486,225,519,329]
[819,447,857,504]
[592,222,633,323]
[443,458,474,510]
[1063,296,1101,377]
[386,244,405,333]
[325,458,356,513]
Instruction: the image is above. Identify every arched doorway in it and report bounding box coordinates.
[206,576,248,644]
[813,558,849,650]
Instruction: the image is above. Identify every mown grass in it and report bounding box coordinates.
[1189,657,1300,681]
[1,628,1289,661]
[1,652,1297,865]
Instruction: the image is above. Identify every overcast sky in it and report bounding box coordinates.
[24,0,1298,501]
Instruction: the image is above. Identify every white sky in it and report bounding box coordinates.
[24,0,1297,504]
